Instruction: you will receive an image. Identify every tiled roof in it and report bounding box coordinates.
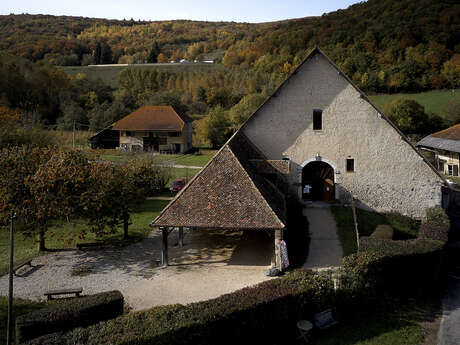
[417,124,460,153]
[112,106,193,131]
[152,133,285,230]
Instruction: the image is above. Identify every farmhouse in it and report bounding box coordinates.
[417,124,460,177]
[89,106,193,153]
[152,48,445,268]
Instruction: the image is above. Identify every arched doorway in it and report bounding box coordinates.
[302,161,335,202]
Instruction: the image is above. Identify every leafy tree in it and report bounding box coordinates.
[100,42,113,64]
[204,105,233,148]
[0,147,53,250]
[384,98,431,135]
[443,97,460,125]
[26,149,92,250]
[229,93,265,126]
[146,91,188,116]
[147,42,161,63]
[94,42,102,65]
[57,101,88,130]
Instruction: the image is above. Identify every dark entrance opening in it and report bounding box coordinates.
[302,161,335,202]
[143,137,159,152]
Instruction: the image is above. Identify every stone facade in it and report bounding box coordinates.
[242,50,444,218]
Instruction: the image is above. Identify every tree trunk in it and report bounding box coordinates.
[37,228,45,252]
[123,212,129,240]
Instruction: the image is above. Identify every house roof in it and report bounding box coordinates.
[238,47,444,181]
[417,124,460,153]
[152,132,285,230]
[111,106,193,131]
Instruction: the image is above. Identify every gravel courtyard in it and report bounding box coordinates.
[0,229,273,310]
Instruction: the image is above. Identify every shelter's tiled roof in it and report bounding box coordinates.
[417,124,460,153]
[112,106,193,131]
[152,132,285,230]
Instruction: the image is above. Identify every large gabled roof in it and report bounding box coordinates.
[152,132,285,230]
[112,105,193,131]
[238,47,444,181]
[417,124,460,153]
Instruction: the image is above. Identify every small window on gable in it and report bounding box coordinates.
[313,109,322,130]
[346,158,355,172]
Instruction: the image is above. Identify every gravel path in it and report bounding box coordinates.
[302,205,343,269]
[0,230,271,311]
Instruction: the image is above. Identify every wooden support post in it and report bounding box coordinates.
[350,196,360,252]
[178,227,184,247]
[273,229,282,270]
[161,227,169,266]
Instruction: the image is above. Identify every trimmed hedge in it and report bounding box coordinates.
[343,239,445,297]
[16,291,123,344]
[418,223,449,242]
[25,271,335,345]
[24,239,445,345]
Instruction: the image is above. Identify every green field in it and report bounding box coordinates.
[0,199,169,276]
[99,152,213,167]
[61,63,226,89]
[369,89,459,117]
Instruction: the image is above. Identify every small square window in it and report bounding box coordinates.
[313,109,322,130]
[126,131,132,136]
[346,158,354,172]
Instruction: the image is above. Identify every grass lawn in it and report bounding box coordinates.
[98,151,213,167]
[0,199,169,276]
[0,297,46,345]
[369,89,459,118]
[169,153,213,167]
[310,297,440,345]
[331,206,420,256]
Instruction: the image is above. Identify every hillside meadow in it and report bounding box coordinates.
[62,63,226,89]
[370,89,459,118]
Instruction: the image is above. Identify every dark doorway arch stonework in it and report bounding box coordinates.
[301,160,335,202]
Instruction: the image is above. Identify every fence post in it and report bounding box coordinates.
[350,196,360,252]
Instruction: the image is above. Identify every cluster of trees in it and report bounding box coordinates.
[384,96,460,137]
[1,0,458,92]
[0,147,170,250]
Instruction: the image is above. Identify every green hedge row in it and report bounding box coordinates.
[25,271,335,345]
[24,240,445,345]
[343,239,445,297]
[17,291,123,344]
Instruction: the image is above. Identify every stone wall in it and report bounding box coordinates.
[242,52,444,218]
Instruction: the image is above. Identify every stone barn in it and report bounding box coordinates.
[152,47,445,268]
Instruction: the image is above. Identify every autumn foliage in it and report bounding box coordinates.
[0,147,169,250]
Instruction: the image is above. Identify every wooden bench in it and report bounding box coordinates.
[44,288,83,301]
[13,259,33,276]
[76,242,104,250]
[313,309,338,330]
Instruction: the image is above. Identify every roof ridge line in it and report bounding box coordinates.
[151,143,235,226]
[226,145,285,229]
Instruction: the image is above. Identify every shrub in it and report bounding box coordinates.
[16,291,123,344]
[344,238,445,297]
[25,272,335,345]
[371,224,393,239]
[418,223,449,242]
[425,207,450,227]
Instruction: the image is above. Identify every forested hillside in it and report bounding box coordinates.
[1,0,458,93]
[0,0,459,148]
